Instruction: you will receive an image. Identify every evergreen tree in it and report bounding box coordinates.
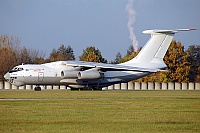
[126,45,134,56]
[79,46,107,63]
[114,52,122,64]
[187,45,200,82]
[48,44,75,62]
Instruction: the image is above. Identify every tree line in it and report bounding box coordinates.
[0,35,199,82]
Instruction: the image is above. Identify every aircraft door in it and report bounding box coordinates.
[38,72,44,82]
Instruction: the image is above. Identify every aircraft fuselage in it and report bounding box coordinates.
[4,61,150,89]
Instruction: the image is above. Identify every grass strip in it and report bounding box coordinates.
[0,90,199,133]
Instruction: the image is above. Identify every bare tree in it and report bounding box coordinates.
[0,35,20,80]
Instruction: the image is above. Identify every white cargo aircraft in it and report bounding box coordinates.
[4,28,197,90]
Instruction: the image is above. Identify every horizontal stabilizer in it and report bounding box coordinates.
[143,28,197,34]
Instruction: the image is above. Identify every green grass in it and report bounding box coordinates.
[0,90,200,133]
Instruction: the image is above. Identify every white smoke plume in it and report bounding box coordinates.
[126,0,138,52]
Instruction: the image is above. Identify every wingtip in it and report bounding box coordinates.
[189,28,198,30]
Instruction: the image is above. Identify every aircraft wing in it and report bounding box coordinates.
[61,61,159,72]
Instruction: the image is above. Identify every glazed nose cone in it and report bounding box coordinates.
[4,72,10,80]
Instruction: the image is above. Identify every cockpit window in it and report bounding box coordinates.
[18,68,24,71]
[13,67,17,70]
[9,67,24,73]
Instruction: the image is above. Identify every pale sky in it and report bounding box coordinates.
[0,0,199,61]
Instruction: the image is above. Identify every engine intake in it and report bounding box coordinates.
[78,68,104,79]
[61,68,80,79]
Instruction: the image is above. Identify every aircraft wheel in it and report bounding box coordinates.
[90,87,102,91]
[34,86,41,91]
[94,87,102,91]
[70,88,80,91]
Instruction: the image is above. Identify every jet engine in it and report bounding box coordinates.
[77,68,104,79]
[61,68,80,79]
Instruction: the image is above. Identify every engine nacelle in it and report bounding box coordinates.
[77,68,104,79]
[61,70,79,79]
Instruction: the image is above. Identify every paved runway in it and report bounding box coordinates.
[0,97,159,101]
[1,97,196,101]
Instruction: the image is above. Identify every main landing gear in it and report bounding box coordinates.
[71,86,102,91]
[34,85,41,91]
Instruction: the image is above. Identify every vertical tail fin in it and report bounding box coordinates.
[124,28,197,66]
[136,31,174,63]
